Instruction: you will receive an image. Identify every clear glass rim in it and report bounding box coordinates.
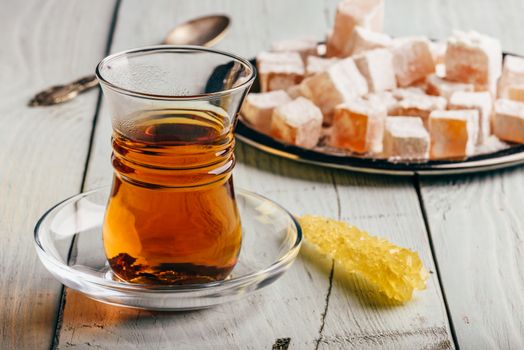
[34,187,302,293]
[95,45,256,101]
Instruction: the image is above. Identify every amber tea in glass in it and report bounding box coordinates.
[96,46,255,285]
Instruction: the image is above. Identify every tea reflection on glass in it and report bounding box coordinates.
[96,46,255,285]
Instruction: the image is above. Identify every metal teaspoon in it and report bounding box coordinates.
[29,15,231,107]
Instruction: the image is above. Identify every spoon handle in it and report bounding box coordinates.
[29,74,98,107]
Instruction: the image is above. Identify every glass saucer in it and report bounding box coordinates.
[34,187,302,311]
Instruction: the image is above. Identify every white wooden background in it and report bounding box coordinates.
[1,0,523,349]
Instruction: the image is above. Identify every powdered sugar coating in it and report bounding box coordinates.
[449,91,492,144]
[475,135,509,155]
[354,48,397,92]
[337,97,387,117]
[498,55,524,97]
[303,57,368,122]
[327,0,384,57]
[386,116,428,138]
[383,117,429,161]
[430,41,446,65]
[305,56,340,76]
[494,98,524,116]
[271,97,323,148]
[426,74,474,100]
[493,99,524,143]
[391,87,426,100]
[429,109,479,158]
[241,91,292,133]
[445,30,502,90]
[257,51,305,92]
[391,37,435,87]
[390,94,447,127]
[364,91,397,113]
[332,98,386,154]
[271,38,318,61]
[274,97,322,127]
[345,26,392,56]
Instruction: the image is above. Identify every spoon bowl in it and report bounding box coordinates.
[164,15,230,46]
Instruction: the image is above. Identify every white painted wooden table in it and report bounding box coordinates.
[1,1,524,349]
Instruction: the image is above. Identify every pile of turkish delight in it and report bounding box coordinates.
[240,0,524,161]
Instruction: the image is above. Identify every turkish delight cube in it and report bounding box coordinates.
[493,99,524,143]
[498,55,524,97]
[271,38,319,61]
[448,91,493,144]
[305,56,340,76]
[429,110,479,159]
[354,48,397,92]
[326,0,384,57]
[271,97,323,149]
[302,57,368,123]
[257,51,305,92]
[445,31,502,89]
[331,98,386,154]
[344,26,393,56]
[391,37,435,87]
[241,90,292,133]
[389,94,447,127]
[426,74,474,100]
[383,117,429,161]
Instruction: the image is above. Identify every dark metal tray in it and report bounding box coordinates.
[235,56,524,176]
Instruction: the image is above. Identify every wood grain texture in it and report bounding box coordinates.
[317,173,452,350]
[0,1,115,349]
[421,170,524,350]
[58,1,335,349]
[56,0,452,349]
[383,1,524,348]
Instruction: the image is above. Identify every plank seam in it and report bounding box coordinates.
[311,172,340,349]
[79,0,122,193]
[314,260,335,350]
[50,1,122,348]
[330,172,341,220]
[414,174,460,350]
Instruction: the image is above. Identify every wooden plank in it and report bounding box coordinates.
[383,0,524,348]
[420,171,524,349]
[57,153,337,350]
[57,0,452,349]
[317,173,452,349]
[315,4,459,347]
[0,1,115,349]
[58,2,333,348]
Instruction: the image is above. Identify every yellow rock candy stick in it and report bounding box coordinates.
[299,215,428,302]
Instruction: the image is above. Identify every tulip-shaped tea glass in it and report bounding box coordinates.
[96,46,255,285]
